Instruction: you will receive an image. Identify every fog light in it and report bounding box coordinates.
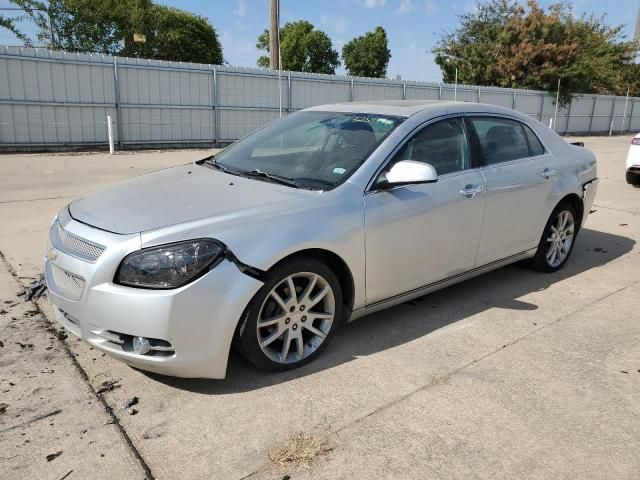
[132,336,151,355]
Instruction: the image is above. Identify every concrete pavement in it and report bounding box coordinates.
[0,136,638,479]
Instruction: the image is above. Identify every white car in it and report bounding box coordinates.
[626,133,640,186]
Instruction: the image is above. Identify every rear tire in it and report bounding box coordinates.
[236,257,342,372]
[531,202,578,273]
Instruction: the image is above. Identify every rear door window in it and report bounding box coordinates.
[470,117,531,165]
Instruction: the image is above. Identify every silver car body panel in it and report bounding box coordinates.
[46,100,598,378]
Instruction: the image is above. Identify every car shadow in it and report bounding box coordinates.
[142,227,635,394]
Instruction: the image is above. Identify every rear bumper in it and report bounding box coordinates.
[626,167,640,186]
[45,211,263,379]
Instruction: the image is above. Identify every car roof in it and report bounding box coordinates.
[304,100,525,119]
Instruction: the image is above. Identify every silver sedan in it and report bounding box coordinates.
[45,101,599,378]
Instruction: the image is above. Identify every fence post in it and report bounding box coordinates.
[350,78,354,102]
[107,115,114,154]
[588,96,597,133]
[210,70,216,147]
[629,99,637,133]
[620,87,630,133]
[287,72,292,112]
[402,80,406,100]
[112,57,123,148]
[608,97,616,136]
[439,85,442,100]
[512,91,516,110]
[477,87,481,103]
[538,93,544,121]
[565,97,573,135]
[213,68,219,147]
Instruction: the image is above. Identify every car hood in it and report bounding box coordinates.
[69,163,314,234]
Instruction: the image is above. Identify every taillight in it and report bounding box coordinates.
[632,138,640,146]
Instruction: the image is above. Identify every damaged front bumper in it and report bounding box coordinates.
[44,208,263,379]
[582,178,599,226]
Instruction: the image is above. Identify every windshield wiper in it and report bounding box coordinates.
[238,169,301,188]
[294,177,336,190]
[197,156,245,176]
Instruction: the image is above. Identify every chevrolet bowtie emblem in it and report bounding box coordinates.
[47,248,58,262]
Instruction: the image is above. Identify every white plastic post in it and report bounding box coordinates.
[548,118,553,129]
[107,115,114,154]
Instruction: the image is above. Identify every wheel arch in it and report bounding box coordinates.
[268,248,356,321]
[558,193,584,231]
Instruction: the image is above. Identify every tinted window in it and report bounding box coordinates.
[388,117,470,176]
[523,124,545,156]
[470,117,530,165]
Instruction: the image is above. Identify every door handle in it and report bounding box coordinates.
[541,168,557,179]
[460,184,484,198]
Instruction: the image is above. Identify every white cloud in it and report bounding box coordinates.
[359,0,387,8]
[233,0,247,17]
[321,15,350,35]
[396,0,414,14]
[425,0,438,15]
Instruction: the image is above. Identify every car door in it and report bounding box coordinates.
[363,116,487,305]
[467,116,557,266]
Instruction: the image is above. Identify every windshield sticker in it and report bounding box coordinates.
[332,167,347,175]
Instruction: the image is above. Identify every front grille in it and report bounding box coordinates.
[54,222,105,262]
[50,263,86,301]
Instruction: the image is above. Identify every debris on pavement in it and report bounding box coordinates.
[46,450,63,462]
[127,408,138,416]
[123,397,139,409]
[0,402,8,414]
[95,379,121,395]
[17,274,47,301]
[59,470,73,480]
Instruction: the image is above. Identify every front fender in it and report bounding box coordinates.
[140,182,367,310]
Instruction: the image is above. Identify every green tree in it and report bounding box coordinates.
[433,0,639,100]
[257,20,340,74]
[124,5,223,64]
[9,0,223,64]
[0,13,32,45]
[342,26,391,78]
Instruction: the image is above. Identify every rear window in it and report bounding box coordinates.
[523,124,546,156]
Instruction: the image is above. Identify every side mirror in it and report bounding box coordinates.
[377,160,438,189]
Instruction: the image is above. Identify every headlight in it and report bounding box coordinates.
[115,239,225,289]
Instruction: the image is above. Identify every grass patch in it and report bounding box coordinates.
[270,430,332,472]
[431,373,450,385]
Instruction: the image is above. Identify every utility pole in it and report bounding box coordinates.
[269,0,280,70]
[634,4,640,47]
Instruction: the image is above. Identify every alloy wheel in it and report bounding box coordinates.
[256,272,335,364]
[546,210,575,268]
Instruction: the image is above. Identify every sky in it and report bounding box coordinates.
[1,0,639,82]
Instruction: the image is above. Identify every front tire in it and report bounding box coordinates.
[531,202,578,272]
[237,257,343,372]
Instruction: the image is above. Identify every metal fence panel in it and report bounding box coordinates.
[1,47,639,150]
[404,84,440,100]
[353,81,403,101]
[290,77,350,109]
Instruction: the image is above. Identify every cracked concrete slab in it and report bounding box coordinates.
[0,262,148,480]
